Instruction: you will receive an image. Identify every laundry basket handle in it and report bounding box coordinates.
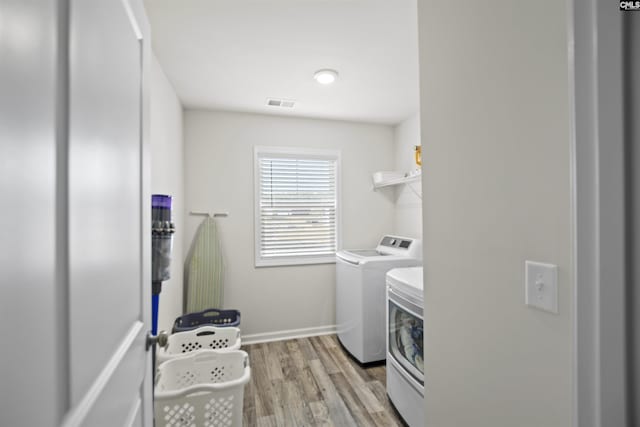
[192,351,223,364]
[195,326,219,336]
[201,309,222,317]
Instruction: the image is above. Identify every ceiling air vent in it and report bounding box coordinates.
[266,98,295,108]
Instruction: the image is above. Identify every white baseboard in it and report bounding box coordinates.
[241,324,337,345]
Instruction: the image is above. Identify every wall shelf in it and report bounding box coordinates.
[372,171,421,190]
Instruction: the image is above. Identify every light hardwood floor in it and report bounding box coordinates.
[241,335,407,426]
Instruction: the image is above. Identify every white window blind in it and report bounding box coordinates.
[255,148,339,267]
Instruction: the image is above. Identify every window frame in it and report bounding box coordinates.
[253,145,342,267]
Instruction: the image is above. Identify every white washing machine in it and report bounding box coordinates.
[386,267,424,427]
[336,236,421,363]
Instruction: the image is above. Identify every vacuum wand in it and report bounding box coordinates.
[151,194,175,335]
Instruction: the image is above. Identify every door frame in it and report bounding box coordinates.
[136,0,153,421]
[570,1,627,426]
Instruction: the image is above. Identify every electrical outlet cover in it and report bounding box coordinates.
[525,260,558,314]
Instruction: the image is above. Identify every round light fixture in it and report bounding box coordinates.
[314,69,338,85]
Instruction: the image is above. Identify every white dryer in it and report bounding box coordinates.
[386,267,424,427]
[336,236,421,363]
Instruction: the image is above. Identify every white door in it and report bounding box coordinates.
[0,1,152,426]
[63,0,152,425]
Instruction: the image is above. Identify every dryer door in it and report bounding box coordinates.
[388,287,424,384]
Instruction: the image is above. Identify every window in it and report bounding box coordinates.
[254,146,340,267]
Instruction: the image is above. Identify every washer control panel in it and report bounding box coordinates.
[377,235,421,259]
[380,236,413,249]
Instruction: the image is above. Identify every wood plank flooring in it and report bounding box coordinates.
[241,335,406,427]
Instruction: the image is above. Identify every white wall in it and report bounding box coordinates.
[393,112,422,238]
[418,2,572,426]
[184,110,395,337]
[150,53,184,332]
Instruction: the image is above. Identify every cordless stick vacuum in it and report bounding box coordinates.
[151,195,175,336]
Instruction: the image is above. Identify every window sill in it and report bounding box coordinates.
[255,256,337,268]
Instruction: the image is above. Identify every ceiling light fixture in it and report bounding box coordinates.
[314,69,338,85]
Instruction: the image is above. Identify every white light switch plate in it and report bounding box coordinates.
[525,261,558,314]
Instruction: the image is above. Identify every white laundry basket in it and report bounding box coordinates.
[154,350,250,427]
[157,326,241,364]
